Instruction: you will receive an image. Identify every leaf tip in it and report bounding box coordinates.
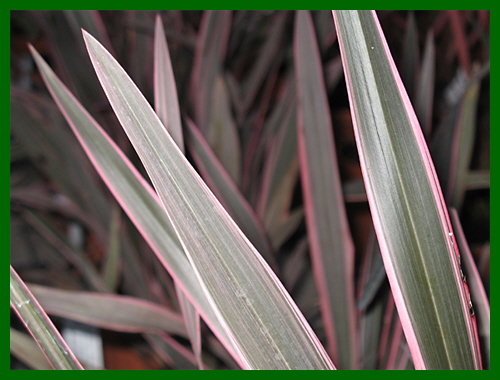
[27,43,38,61]
[81,29,100,52]
[28,44,45,71]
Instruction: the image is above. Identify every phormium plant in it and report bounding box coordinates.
[10,10,489,370]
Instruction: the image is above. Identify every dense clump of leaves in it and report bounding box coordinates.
[10,10,489,370]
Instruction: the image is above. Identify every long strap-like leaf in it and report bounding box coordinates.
[10,266,84,370]
[28,284,187,336]
[29,45,238,365]
[295,10,358,369]
[82,30,334,370]
[154,15,203,369]
[333,10,481,369]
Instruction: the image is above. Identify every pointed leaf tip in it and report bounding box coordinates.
[82,26,334,369]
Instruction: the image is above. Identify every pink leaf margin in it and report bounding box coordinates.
[28,44,241,367]
[332,10,481,369]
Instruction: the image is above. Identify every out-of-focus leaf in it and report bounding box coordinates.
[10,211,38,269]
[382,306,405,370]
[125,11,153,93]
[240,61,281,199]
[357,233,386,311]
[431,119,458,197]
[295,10,358,369]
[10,266,84,370]
[449,78,481,209]
[174,288,203,369]
[190,10,232,131]
[378,296,402,369]
[83,30,334,370]
[260,153,298,238]
[240,11,287,116]
[431,77,481,210]
[63,10,114,55]
[10,88,110,232]
[112,238,153,300]
[415,30,435,138]
[256,100,298,232]
[10,328,52,370]
[190,13,241,184]
[154,14,183,149]
[30,45,237,361]
[249,74,295,200]
[260,153,299,234]
[205,75,241,185]
[449,209,490,369]
[10,187,100,233]
[396,349,413,370]
[401,12,419,101]
[203,335,241,369]
[144,333,199,370]
[466,170,490,190]
[357,230,389,370]
[281,237,309,292]
[23,210,108,293]
[359,287,387,369]
[343,178,367,203]
[31,10,109,110]
[102,205,122,291]
[325,56,344,92]
[448,10,471,74]
[224,71,244,122]
[154,15,201,369]
[333,10,481,369]
[314,10,337,51]
[11,87,151,300]
[292,264,320,319]
[432,60,488,207]
[268,208,304,252]
[28,284,187,337]
[477,243,490,298]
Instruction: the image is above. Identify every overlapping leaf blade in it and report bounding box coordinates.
[10,266,84,370]
[295,10,358,369]
[415,30,435,137]
[28,284,187,336]
[144,333,199,370]
[449,79,481,209]
[154,15,183,149]
[333,10,481,369]
[449,209,490,368]
[154,15,202,369]
[256,94,300,236]
[82,30,334,370]
[206,75,242,184]
[190,10,231,132]
[240,11,287,116]
[185,117,275,267]
[10,328,53,370]
[29,45,238,363]
[22,210,108,293]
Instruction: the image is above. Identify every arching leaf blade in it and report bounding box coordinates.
[83,29,334,370]
[333,10,481,370]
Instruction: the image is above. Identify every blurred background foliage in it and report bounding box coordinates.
[10,10,489,369]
